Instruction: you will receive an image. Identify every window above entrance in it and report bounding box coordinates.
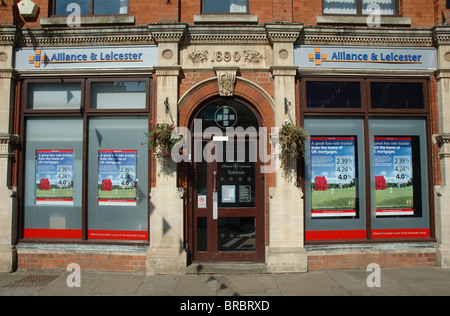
[202,0,248,14]
[194,99,260,133]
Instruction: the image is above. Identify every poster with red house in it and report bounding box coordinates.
[102,179,112,191]
[374,137,414,217]
[39,178,50,191]
[310,137,356,218]
[98,150,137,206]
[314,176,327,191]
[35,149,74,205]
[375,175,386,190]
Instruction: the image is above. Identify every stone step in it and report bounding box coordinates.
[186,262,267,274]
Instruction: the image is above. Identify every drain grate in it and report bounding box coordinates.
[7,275,60,287]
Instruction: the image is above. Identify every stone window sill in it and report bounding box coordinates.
[194,14,258,24]
[40,15,135,26]
[316,15,411,27]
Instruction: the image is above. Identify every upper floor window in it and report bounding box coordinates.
[323,0,396,16]
[53,0,129,16]
[203,0,248,14]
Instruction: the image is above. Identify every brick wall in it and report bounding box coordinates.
[401,0,435,27]
[293,0,322,26]
[2,0,441,27]
[308,249,437,271]
[17,252,146,272]
[249,0,273,24]
[180,0,200,24]
[0,0,16,25]
[435,0,450,24]
[130,0,158,26]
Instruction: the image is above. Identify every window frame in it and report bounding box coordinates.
[301,77,429,114]
[322,0,399,17]
[300,76,435,245]
[22,78,85,115]
[19,76,153,245]
[50,0,130,17]
[301,77,367,112]
[86,77,151,113]
[201,0,250,15]
[367,78,429,113]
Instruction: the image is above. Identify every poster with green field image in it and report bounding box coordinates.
[98,150,137,206]
[310,137,357,218]
[374,137,414,216]
[35,150,74,205]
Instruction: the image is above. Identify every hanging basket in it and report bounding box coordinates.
[146,122,182,160]
[279,122,308,168]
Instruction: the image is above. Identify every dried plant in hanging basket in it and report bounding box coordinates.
[146,122,182,160]
[279,122,308,168]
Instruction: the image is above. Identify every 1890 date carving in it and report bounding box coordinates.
[188,49,265,64]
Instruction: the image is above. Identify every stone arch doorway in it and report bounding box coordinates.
[180,79,274,263]
[187,96,265,263]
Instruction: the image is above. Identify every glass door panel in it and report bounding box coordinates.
[191,138,263,261]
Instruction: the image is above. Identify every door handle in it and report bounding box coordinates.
[213,171,218,220]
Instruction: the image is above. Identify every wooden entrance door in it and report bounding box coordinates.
[188,99,265,262]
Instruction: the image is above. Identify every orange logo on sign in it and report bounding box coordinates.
[29,50,47,68]
[309,48,327,66]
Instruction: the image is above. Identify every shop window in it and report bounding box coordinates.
[306,81,361,109]
[370,82,424,109]
[27,82,82,110]
[323,0,396,16]
[87,117,148,240]
[23,118,83,239]
[89,81,147,110]
[54,0,129,16]
[302,78,431,243]
[304,118,367,241]
[21,78,151,243]
[203,0,248,13]
[369,119,430,239]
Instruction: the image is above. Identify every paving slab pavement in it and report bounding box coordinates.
[0,266,449,298]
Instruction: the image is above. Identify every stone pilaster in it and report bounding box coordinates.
[0,27,17,272]
[146,24,187,275]
[435,133,450,268]
[265,24,307,273]
[434,25,450,268]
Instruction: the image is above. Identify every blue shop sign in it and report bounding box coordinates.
[15,45,158,70]
[295,46,437,70]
